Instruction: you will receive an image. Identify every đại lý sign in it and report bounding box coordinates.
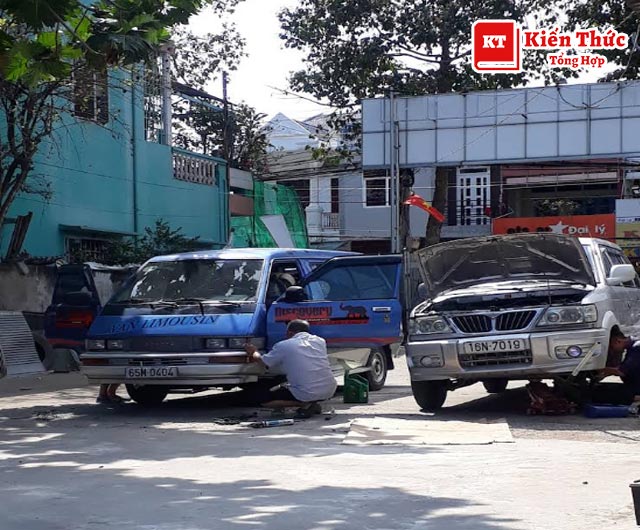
[492,214,616,239]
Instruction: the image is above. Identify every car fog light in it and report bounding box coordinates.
[566,345,583,358]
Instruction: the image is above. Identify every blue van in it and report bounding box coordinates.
[81,248,403,405]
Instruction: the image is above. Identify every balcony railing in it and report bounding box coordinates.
[172,148,218,186]
[321,212,340,229]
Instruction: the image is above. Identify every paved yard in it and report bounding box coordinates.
[1,366,639,529]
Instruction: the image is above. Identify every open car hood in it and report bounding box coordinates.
[416,233,596,299]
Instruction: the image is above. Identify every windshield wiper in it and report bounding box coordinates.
[111,299,178,310]
[163,297,207,315]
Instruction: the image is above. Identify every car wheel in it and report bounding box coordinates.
[365,349,388,391]
[125,385,169,406]
[482,379,508,394]
[411,380,448,412]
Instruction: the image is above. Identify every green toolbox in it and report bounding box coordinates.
[343,373,369,404]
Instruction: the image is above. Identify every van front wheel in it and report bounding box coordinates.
[126,385,168,406]
[411,380,448,412]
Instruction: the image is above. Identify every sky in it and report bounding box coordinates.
[189,0,328,122]
[188,2,617,123]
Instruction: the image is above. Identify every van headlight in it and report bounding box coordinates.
[538,305,597,327]
[409,315,452,335]
[86,339,106,351]
[228,337,266,349]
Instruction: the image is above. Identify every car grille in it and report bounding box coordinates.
[459,350,533,368]
[129,337,195,352]
[495,311,536,331]
[451,310,537,334]
[451,315,492,333]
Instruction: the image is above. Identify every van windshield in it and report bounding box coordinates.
[110,259,264,305]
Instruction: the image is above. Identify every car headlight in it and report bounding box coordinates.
[538,305,597,327]
[228,337,266,349]
[106,340,124,350]
[205,338,227,350]
[86,339,106,351]
[409,315,452,335]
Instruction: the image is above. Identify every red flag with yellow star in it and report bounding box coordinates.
[403,194,445,223]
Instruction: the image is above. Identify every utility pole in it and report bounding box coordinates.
[222,72,231,244]
[159,42,175,146]
[389,90,400,254]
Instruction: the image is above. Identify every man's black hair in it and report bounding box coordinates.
[287,319,310,334]
[611,326,626,340]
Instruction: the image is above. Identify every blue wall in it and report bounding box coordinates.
[0,69,228,258]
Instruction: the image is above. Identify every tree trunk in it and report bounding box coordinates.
[424,23,455,247]
[425,166,448,247]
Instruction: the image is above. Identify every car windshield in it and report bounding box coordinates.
[110,259,264,304]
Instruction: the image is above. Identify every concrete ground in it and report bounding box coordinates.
[1,365,640,530]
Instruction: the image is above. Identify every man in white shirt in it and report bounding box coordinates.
[245,319,337,415]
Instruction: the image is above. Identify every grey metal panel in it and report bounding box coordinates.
[362,80,640,167]
[466,126,496,161]
[496,91,527,125]
[527,123,558,158]
[437,129,464,163]
[362,99,386,132]
[0,311,44,377]
[362,132,387,167]
[623,118,640,152]
[527,87,557,123]
[591,119,621,154]
[559,121,588,156]
[404,97,432,130]
[497,125,525,159]
[406,130,436,165]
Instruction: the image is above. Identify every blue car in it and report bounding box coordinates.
[81,248,403,405]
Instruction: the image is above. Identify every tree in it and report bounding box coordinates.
[103,219,201,265]
[170,29,271,172]
[0,0,241,230]
[278,0,583,246]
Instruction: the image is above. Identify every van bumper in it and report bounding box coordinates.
[406,328,608,381]
[80,351,265,387]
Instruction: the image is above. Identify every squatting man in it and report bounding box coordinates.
[244,319,337,417]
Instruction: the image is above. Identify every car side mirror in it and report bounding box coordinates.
[417,283,428,300]
[607,264,637,285]
[61,291,94,306]
[283,286,307,303]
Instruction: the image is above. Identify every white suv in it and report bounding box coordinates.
[406,233,640,411]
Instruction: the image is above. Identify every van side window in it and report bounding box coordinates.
[306,264,398,301]
[266,261,302,303]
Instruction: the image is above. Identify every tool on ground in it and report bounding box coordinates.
[249,418,295,428]
[553,342,601,403]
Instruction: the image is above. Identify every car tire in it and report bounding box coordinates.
[365,349,388,391]
[482,379,508,394]
[411,380,448,412]
[125,385,169,406]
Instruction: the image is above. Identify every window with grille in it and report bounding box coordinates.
[73,66,109,124]
[364,175,390,207]
[66,237,109,263]
[285,179,311,209]
[457,167,490,226]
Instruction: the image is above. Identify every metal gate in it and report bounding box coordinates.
[0,311,44,378]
